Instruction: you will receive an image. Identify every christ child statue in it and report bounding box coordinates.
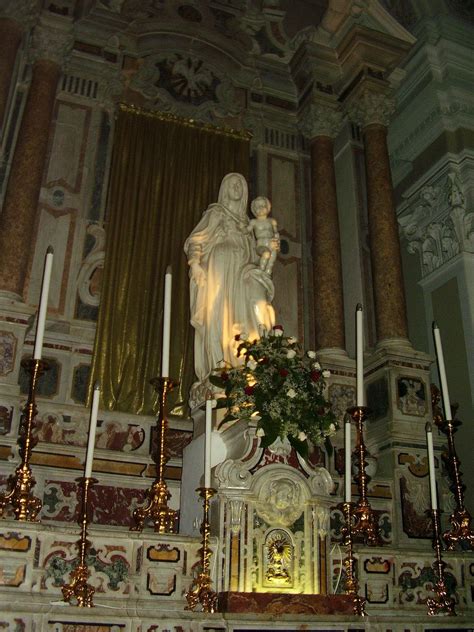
[248,196,280,275]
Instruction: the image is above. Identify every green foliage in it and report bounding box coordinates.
[211,326,338,458]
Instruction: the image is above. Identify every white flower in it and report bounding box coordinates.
[286,349,296,359]
[322,369,331,378]
[298,431,307,441]
[274,329,283,337]
[312,361,321,370]
[287,388,297,398]
[288,336,297,344]
[307,350,316,358]
[256,427,265,437]
[329,423,336,434]
[247,358,257,370]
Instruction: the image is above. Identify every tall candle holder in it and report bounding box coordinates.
[426,507,456,616]
[431,386,474,550]
[185,487,217,613]
[62,477,97,607]
[0,358,48,521]
[347,406,381,546]
[131,377,178,533]
[341,501,366,616]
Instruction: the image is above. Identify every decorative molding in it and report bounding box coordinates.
[77,223,105,308]
[299,103,343,139]
[129,52,243,122]
[346,90,396,128]
[398,171,474,277]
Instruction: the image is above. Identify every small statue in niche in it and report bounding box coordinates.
[247,196,280,275]
[265,530,292,585]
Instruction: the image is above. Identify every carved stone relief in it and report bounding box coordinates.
[398,171,474,277]
[129,52,242,121]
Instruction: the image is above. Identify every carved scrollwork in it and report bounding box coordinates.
[77,223,105,308]
[129,52,242,122]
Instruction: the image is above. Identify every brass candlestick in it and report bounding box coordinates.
[131,377,178,533]
[0,358,48,521]
[185,487,218,613]
[347,406,381,546]
[431,386,474,550]
[62,477,97,607]
[426,508,456,616]
[341,501,366,616]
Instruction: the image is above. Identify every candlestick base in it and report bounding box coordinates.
[185,487,218,613]
[427,508,456,617]
[131,480,178,534]
[62,477,97,608]
[340,501,366,617]
[347,406,381,547]
[131,377,178,533]
[0,359,48,521]
[443,508,474,551]
[352,498,381,546]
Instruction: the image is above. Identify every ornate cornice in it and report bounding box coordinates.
[299,103,343,139]
[346,90,396,128]
[29,19,74,67]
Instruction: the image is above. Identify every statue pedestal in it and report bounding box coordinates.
[181,407,334,598]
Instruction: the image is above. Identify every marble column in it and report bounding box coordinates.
[0,19,73,299]
[348,91,409,344]
[301,104,345,352]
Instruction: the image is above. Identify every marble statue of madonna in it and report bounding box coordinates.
[184,173,276,405]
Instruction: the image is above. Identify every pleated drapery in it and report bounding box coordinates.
[90,105,250,416]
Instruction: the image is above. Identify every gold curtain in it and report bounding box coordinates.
[90,105,250,416]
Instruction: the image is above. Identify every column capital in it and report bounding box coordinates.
[346,89,396,129]
[29,17,74,68]
[299,102,343,140]
[0,0,41,29]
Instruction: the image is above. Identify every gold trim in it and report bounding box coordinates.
[119,103,252,141]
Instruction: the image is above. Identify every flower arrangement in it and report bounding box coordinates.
[209,325,338,458]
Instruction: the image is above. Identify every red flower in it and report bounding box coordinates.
[234,334,241,341]
[311,369,322,382]
[279,368,289,378]
[273,325,283,331]
[221,372,229,382]
[244,385,255,396]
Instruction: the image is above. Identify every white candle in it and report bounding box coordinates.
[84,382,100,479]
[204,397,213,488]
[432,323,452,421]
[161,266,172,377]
[356,303,364,406]
[33,247,54,360]
[344,418,352,503]
[425,422,438,511]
